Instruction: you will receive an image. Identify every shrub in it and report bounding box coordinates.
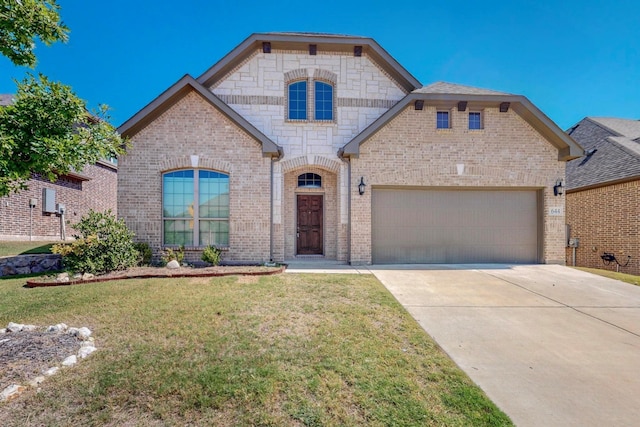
[161,245,185,266]
[201,245,222,266]
[134,242,152,266]
[52,210,138,274]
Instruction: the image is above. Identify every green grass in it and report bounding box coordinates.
[573,267,640,286]
[0,273,512,426]
[0,241,56,257]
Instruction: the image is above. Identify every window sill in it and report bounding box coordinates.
[163,246,230,252]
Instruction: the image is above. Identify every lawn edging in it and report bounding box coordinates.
[24,265,286,288]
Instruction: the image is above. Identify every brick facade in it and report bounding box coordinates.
[117,91,272,263]
[118,33,577,265]
[566,180,640,275]
[0,162,117,241]
[349,105,567,264]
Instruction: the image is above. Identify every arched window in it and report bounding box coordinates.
[314,81,333,120]
[298,173,322,188]
[162,169,229,246]
[288,81,307,120]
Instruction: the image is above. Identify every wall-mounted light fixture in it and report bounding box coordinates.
[553,179,563,196]
[358,177,366,195]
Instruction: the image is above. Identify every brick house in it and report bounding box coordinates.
[0,95,118,241]
[565,118,640,275]
[118,33,582,265]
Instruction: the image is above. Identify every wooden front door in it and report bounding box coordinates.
[297,195,323,255]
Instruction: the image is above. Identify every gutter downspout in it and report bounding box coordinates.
[270,157,275,262]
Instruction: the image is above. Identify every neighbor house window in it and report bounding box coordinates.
[314,81,333,120]
[469,111,483,129]
[288,81,307,120]
[298,173,322,188]
[163,169,229,247]
[437,111,450,129]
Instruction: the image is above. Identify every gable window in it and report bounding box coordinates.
[469,111,483,130]
[436,111,450,129]
[314,81,333,120]
[288,81,307,120]
[163,169,229,247]
[298,173,322,188]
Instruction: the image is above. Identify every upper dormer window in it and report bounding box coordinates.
[314,81,333,121]
[288,81,307,120]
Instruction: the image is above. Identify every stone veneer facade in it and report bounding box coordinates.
[118,34,578,265]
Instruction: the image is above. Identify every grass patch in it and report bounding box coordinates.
[0,241,56,257]
[0,273,512,426]
[573,267,640,286]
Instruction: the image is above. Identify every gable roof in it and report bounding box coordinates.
[118,75,282,158]
[566,117,640,190]
[196,32,421,92]
[340,82,583,161]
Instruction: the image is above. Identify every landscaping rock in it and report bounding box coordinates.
[22,324,37,332]
[47,323,68,333]
[77,327,92,340]
[1,384,26,402]
[62,355,77,366]
[44,367,59,376]
[28,376,45,387]
[7,322,24,332]
[56,272,70,283]
[78,345,97,359]
[81,273,95,280]
[166,260,180,269]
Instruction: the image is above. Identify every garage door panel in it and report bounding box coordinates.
[372,189,539,264]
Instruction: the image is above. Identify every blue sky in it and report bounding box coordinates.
[1,0,638,130]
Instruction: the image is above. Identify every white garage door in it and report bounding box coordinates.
[372,188,540,264]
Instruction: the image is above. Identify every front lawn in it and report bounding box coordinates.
[573,267,640,286]
[0,241,56,257]
[0,273,511,426]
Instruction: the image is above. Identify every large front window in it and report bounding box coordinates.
[314,81,333,120]
[163,169,229,246]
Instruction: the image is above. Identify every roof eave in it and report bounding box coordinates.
[341,93,584,161]
[118,75,282,158]
[196,33,422,92]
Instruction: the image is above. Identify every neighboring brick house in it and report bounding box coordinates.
[118,32,582,265]
[0,95,118,241]
[565,118,640,275]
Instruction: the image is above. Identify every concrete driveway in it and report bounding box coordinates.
[370,264,640,427]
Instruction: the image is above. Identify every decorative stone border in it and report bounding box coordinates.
[0,322,97,402]
[25,265,286,288]
[0,254,62,277]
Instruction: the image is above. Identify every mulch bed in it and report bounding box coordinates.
[25,265,286,288]
[0,331,81,389]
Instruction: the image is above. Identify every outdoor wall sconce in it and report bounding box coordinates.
[358,177,366,195]
[553,179,563,196]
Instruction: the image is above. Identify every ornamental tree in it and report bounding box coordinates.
[0,0,125,197]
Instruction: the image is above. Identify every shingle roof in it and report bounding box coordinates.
[589,117,640,140]
[566,117,640,190]
[0,94,13,106]
[413,81,510,96]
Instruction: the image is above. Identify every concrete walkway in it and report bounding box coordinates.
[370,264,640,427]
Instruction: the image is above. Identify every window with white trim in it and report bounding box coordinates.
[162,169,229,246]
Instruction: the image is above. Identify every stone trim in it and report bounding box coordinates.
[280,155,342,174]
[217,94,284,106]
[337,98,397,109]
[159,156,232,174]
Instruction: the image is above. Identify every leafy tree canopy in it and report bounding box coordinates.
[0,0,69,67]
[0,0,125,198]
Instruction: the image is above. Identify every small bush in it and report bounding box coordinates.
[134,242,152,266]
[201,245,222,266]
[161,245,185,265]
[52,210,138,274]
